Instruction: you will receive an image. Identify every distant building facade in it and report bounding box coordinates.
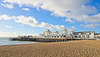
[70,31,95,39]
[39,29,97,39]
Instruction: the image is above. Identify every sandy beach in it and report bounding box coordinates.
[0,40,100,57]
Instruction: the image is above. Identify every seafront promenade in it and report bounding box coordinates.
[0,40,100,57]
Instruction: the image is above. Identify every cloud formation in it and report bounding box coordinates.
[0,15,12,20]
[22,8,30,11]
[0,15,66,30]
[65,19,75,23]
[80,24,100,28]
[2,0,99,23]
[1,3,14,9]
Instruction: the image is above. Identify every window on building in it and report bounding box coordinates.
[79,35,81,38]
[82,36,85,38]
[75,36,77,38]
[57,36,59,38]
[64,35,66,37]
[87,35,90,38]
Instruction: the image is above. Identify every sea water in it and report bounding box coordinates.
[0,38,38,46]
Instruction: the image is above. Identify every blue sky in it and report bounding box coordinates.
[0,0,100,37]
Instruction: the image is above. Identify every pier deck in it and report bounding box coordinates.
[9,37,96,42]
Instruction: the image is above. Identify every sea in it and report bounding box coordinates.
[0,38,38,46]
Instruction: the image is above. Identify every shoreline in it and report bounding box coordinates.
[0,40,100,57]
[0,38,40,46]
[0,40,82,46]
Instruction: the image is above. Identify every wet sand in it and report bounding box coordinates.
[0,40,100,57]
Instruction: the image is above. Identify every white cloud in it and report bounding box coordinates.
[67,26,76,31]
[0,32,17,37]
[65,19,75,23]
[75,14,100,23]
[0,15,68,30]
[1,3,14,9]
[14,15,39,27]
[0,15,12,20]
[39,22,65,30]
[22,8,30,11]
[14,15,66,30]
[5,26,13,28]
[80,24,100,28]
[2,0,99,23]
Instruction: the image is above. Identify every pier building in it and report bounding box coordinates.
[39,29,96,39]
[39,29,69,38]
[70,31,95,39]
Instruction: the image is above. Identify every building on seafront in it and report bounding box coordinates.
[39,29,69,38]
[70,31,95,39]
[95,33,100,40]
[39,29,98,39]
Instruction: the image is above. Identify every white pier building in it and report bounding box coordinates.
[39,29,97,39]
[39,29,69,38]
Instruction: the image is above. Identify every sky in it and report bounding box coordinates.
[0,0,100,37]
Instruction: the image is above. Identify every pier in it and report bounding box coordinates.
[9,37,96,42]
